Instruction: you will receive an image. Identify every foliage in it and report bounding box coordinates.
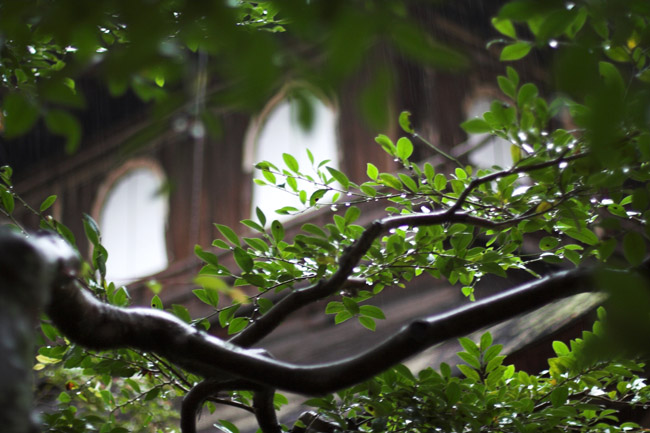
[306,323,650,433]
[2,0,650,432]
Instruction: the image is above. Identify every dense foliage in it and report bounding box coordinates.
[3,0,650,432]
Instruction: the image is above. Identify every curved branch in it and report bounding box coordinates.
[448,151,587,213]
[253,387,282,433]
[230,208,541,348]
[181,379,279,433]
[47,260,602,395]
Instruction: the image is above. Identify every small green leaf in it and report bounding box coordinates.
[3,93,39,138]
[550,385,569,407]
[344,206,361,224]
[539,236,559,251]
[399,173,418,193]
[398,111,414,133]
[433,173,447,191]
[396,137,414,160]
[366,163,379,180]
[492,17,517,38]
[359,305,386,319]
[271,220,284,242]
[326,167,350,190]
[359,316,376,331]
[282,153,299,172]
[563,228,599,246]
[375,134,396,155]
[82,213,101,246]
[39,195,57,212]
[227,317,249,335]
[150,295,163,309]
[480,332,493,351]
[459,337,480,357]
[215,223,240,245]
[1,189,14,214]
[497,76,517,99]
[379,173,403,190]
[461,118,492,134]
[194,245,219,267]
[171,304,192,323]
[325,301,344,314]
[500,42,532,61]
[233,247,254,272]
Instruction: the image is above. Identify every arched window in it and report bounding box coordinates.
[465,97,512,169]
[94,159,168,284]
[244,92,339,222]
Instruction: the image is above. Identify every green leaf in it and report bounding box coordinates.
[459,337,480,358]
[497,76,517,99]
[344,206,361,224]
[227,317,249,335]
[325,301,344,314]
[480,332,493,351]
[233,246,254,272]
[623,232,646,266]
[39,195,57,212]
[517,83,539,108]
[375,134,396,155]
[461,118,492,134]
[458,364,480,381]
[82,213,101,247]
[3,93,39,138]
[271,220,284,242]
[550,385,569,407]
[563,228,599,246]
[500,42,532,61]
[342,297,360,315]
[282,153,299,172]
[0,189,14,214]
[433,173,447,191]
[255,207,266,226]
[379,173,403,190]
[150,294,163,309]
[326,167,350,190]
[193,288,220,308]
[366,163,379,180]
[552,340,570,356]
[492,17,517,38]
[458,351,481,369]
[194,245,219,267]
[398,111,414,133]
[171,304,192,323]
[215,223,240,245]
[359,305,386,319]
[539,236,559,251]
[358,316,376,331]
[396,137,414,160]
[398,173,418,193]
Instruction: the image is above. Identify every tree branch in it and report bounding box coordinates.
[230,207,545,348]
[46,252,603,395]
[181,379,280,433]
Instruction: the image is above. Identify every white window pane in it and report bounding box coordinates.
[251,98,338,221]
[99,167,168,284]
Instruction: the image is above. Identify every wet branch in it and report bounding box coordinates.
[181,379,280,433]
[230,206,552,348]
[46,256,600,395]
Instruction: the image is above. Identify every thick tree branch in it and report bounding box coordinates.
[47,255,603,395]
